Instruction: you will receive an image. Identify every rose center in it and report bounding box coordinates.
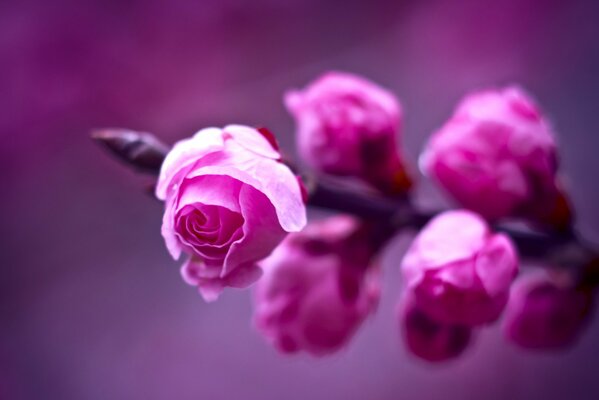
[175,204,244,251]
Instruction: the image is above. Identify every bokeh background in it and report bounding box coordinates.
[2,0,599,399]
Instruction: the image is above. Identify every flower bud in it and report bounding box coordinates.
[92,128,169,173]
[503,272,593,350]
[400,295,472,362]
[285,71,411,195]
[156,125,307,301]
[401,210,518,326]
[253,215,380,356]
[420,87,571,228]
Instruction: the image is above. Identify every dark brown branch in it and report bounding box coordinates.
[91,128,598,273]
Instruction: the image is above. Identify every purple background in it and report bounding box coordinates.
[2,0,599,399]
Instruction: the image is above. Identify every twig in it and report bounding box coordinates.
[92,129,598,273]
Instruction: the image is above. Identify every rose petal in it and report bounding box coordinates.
[475,233,518,297]
[409,210,487,270]
[176,175,242,213]
[223,184,287,277]
[223,124,281,160]
[161,195,183,259]
[197,280,224,303]
[224,263,263,288]
[181,257,263,302]
[186,141,306,232]
[435,259,476,289]
[155,127,224,200]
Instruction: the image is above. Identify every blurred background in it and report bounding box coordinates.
[2,0,599,399]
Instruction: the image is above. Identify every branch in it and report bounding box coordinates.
[91,129,598,272]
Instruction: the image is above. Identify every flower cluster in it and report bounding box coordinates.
[97,71,597,361]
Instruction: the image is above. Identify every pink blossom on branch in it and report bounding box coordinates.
[285,71,412,196]
[503,271,594,350]
[420,86,572,229]
[401,210,519,326]
[156,125,307,302]
[253,215,380,356]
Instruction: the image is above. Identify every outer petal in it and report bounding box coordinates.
[435,259,476,290]
[155,127,224,200]
[404,210,487,272]
[181,257,263,302]
[161,194,183,259]
[412,276,509,326]
[223,124,281,160]
[223,184,287,277]
[186,139,307,232]
[297,71,401,119]
[475,233,518,297]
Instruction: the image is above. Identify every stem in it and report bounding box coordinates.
[307,179,593,261]
[307,178,403,220]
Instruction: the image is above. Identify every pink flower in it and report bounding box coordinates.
[401,210,518,326]
[503,272,593,350]
[155,125,307,301]
[400,295,472,362]
[420,86,571,227]
[285,71,411,195]
[253,215,380,356]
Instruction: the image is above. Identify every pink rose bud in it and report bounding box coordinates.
[420,86,572,228]
[156,125,307,302]
[400,295,472,362]
[503,272,593,350]
[285,71,412,195]
[401,210,518,326]
[253,215,380,356]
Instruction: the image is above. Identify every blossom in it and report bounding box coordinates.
[400,295,472,362]
[156,125,307,301]
[503,272,593,350]
[401,210,518,326]
[285,71,411,195]
[253,215,380,356]
[420,86,571,227]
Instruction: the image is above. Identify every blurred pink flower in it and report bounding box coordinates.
[253,215,380,356]
[401,210,518,326]
[156,125,307,301]
[400,295,472,362]
[503,272,594,350]
[420,86,571,228]
[285,71,412,195]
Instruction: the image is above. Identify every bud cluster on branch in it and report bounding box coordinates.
[94,71,598,362]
